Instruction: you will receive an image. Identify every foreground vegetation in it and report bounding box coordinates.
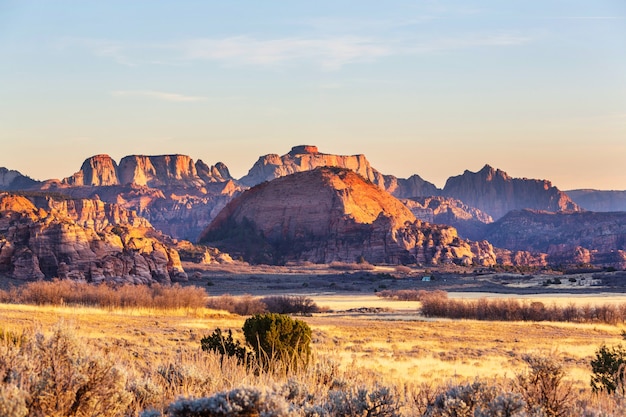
[2,281,626,415]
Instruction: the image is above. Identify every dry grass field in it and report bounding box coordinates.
[3,270,626,415]
[2,293,625,394]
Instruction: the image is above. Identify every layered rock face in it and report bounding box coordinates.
[566,189,626,212]
[200,167,498,266]
[442,165,581,220]
[402,196,493,240]
[0,193,188,283]
[239,145,439,197]
[483,210,626,268]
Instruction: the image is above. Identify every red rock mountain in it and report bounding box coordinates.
[200,167,498,266]
[442,164,581,220]
[0,192,188,283]
[239,145,439,198]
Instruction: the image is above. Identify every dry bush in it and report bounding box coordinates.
[0,325,132,417]
[416,290,626,324]
[8,280,208,310]
[515,354,574,417]
[205,294,267,315]
[261,295,320,315]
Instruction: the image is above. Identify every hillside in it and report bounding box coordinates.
[200,167,498,266]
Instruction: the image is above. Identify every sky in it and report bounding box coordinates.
[0,1,625,190]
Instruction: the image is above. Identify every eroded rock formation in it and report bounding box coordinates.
[0,193,188,283]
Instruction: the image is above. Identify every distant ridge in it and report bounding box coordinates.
[442,164,580,219]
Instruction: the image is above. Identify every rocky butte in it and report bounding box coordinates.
[200,167,499,266]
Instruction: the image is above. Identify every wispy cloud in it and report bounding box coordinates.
[111,90,207,102]
[175,36,391,70]
[64,32,531,71]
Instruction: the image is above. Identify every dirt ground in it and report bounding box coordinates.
[185,262,626,298]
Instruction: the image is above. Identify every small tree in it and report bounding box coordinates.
[242,313,311,373]
[591,344,626,395]
[200,328,251,365]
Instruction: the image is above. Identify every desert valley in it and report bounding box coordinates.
[0,145,626,416]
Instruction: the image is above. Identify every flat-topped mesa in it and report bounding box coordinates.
[118,154,202,187]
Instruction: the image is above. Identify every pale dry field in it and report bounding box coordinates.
[2,292,624,391]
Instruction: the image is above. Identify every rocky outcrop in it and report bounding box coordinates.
[0,193,188,283]
[0,168,39,190]
[200,167,497,266]
[442,165,581,220]
[239,145,439,197]
[402,197,493,240]
[566,189,626,212]
[482,209,626,268]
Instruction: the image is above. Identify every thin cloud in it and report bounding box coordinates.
[111,90,207,102]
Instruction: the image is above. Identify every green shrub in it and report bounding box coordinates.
[242,313,311,373]
[200,328,252,365]
[591,344,626,395]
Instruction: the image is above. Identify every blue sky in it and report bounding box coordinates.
[1,1,625,189]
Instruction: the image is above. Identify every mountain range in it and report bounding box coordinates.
[0,145,625,279]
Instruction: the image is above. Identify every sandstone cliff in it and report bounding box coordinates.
[566,189,626,212]
[239,145,439,197]
[200,167,498,266]
[482,209,626,268]
[442,164,581,220]
[0,192,188,283]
